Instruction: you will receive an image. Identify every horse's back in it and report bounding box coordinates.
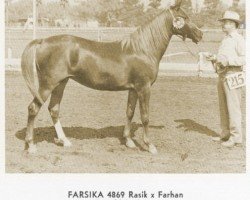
[32,34,157,91]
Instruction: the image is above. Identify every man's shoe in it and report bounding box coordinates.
[221,140,235,148]
[212,136,228,142]
[212,137,222,142]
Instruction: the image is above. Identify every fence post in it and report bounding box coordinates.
[5,0,9,27]
[33,0,37,40]
[7,48,12,59]
[98,29,101,41]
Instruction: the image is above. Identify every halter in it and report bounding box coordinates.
[168,8,187,41]
[168,8,202,41]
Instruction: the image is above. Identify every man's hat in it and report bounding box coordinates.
[218,10,241,24]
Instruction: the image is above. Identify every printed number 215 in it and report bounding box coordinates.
[231,73,244,87]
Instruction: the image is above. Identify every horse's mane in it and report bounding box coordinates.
[121,10,173,58]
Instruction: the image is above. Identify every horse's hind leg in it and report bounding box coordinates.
[123,89,138,148]
[25,98,42,153]
[25,88,52,154]
[137,84,157,154]
[48,79,71,147]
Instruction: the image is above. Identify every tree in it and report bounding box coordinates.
[60,0,68,9]
[36,0,42,6]
[6,0,245,28]
[149,0,161,9]
[7,0,33,23]
[74,0,142,26]
[116,0,144,26]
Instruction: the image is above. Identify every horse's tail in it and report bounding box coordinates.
[21,39,44,105]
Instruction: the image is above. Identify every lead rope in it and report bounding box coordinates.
[175,33,204,76]
[186,41,204,77]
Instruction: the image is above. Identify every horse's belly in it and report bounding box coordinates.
[69,52,134,90]
[71,68,133,91]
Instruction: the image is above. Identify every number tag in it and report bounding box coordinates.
[226,72,245,90]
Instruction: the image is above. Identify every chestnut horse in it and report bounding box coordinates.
[21,1,203,154]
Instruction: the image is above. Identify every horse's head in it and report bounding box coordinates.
[167,0,203,44]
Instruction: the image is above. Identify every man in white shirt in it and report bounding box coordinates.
[206,10,245,148]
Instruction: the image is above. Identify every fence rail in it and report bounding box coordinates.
[5,27,224,59]
[5,27,238,75]
[5,27,228,75]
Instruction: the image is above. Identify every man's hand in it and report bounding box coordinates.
[205,52,217,62]
[216,55,229,67]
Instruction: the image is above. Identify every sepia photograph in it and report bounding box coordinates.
[4,0,246,174]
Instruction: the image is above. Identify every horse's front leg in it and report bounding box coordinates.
[48,79,71,147]
[137,84,158,154]
[123,89,138,148]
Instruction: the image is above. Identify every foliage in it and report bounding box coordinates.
[5,0,245,28]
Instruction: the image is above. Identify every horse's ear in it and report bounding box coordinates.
[159,0,174,9]
[141,0,149,12]
[170,0,182,10]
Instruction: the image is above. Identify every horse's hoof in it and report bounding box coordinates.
[28,145,37,154]
[55,138,72,147]
[148,144,158,155]
[126,138,136,149]
[54,138,62,145]
[63,139,72,147]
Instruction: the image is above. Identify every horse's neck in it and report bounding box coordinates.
[136,11,173,63]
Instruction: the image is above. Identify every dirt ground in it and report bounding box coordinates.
[5,71,246,173]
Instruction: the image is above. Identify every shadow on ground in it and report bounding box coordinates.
[16,123,165,147]
[175,119,218,137]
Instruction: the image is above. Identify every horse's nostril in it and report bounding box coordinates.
[197,31,203,40]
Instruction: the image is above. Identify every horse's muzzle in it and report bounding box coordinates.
[193,31,203,44]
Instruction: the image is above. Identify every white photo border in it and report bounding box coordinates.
[0,1,249,200]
